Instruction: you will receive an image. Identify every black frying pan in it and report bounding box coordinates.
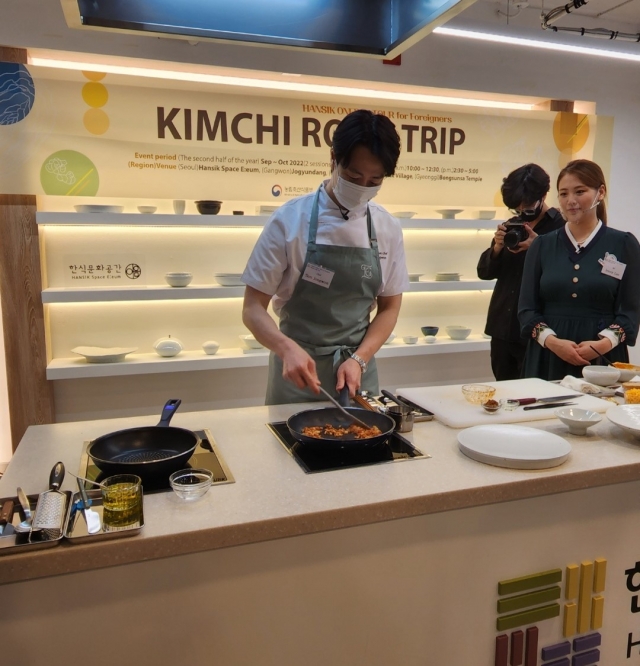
[88,399,199,479]
[287,388,396,451]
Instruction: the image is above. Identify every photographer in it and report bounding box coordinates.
[477,164,564,380]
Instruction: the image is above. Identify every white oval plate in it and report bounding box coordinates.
[606,404,640,439]
[74,205,124,214]
[72,346,138,363]
[458,424,571,469]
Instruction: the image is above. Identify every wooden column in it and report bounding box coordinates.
[0,46,55,450]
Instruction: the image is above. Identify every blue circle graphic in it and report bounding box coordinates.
[271,184,282,197]
[0,63,35,125]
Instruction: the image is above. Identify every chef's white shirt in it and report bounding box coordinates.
[242,184,410,316]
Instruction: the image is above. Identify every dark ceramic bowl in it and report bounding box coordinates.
[195,200,222,215]
[421,326,439,336]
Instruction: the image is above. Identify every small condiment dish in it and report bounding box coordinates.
[403,335,418,344]
[384,332,396,344]
[137,206,157,214]
[165,272,193,287]
[582,365,620,387]
[202,340,220,355]
[482,399,501,414]
[169,468,213,501]
[555,407,602,435]
[424,335,437,344]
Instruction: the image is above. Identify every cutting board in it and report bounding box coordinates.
[396,378,613,429]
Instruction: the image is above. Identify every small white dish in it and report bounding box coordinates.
[164,272,193,287]
[153,336,183,357]
[607,404,640,439]
[384,333,396,345]
[582,365,620,387]
[71,346,138,363]
[137,206,157,214]
[257,205,280,215]
[74,205,123,214]
[240,334,264,350]
[445,325,472,340]
[403,335,418,344]
[395,211,416,219]
[214,273,244,287]
[202,340,220,355]
[477,210,496,220]
[555,407,602,436]
[424,335,437,344]
[435,209,464,219]
[408,273,423,282]
[458,424,571,469]
[435,272,461,281]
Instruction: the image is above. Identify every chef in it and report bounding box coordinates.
[241,109,410,404]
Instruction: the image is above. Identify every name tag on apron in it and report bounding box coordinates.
[599,253,626,280]
[302,263,334,289]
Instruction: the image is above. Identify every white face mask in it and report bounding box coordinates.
[333,176,382,211]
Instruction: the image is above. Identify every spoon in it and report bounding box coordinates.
[317,386,371,428]
[14,487,33,533]
[589,345,615,367]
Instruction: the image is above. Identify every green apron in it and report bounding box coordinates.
[265,187,382,405]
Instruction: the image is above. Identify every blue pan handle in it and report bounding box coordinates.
[157,399,182,427]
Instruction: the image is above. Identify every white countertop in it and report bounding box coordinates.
[1,398,640,584]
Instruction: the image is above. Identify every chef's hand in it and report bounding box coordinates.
[576,338,613,362]
[508,224,538,254]
[491,224,507,256]
[282,344,321,393]
[545,336,590,366]
[336,358,362,398]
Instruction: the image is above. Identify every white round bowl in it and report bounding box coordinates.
[408,273,423,282]
[607,404,640,439]
[137,206,157,214]
[202,340,220,355]
[612,364,640,382]
[582,365,620,387]
[214,273,244,287]
[153,336,183,357]
[239,334,264,350]
[445,325,472,340]
[384,333,396,345]
[164,272,193,287]
[424,335,437,344]
[403,335,418,344]
[554,407,602,436]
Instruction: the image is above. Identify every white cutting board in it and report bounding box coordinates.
[396,378,612,428]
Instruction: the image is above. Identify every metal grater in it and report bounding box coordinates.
[32,490,66,530]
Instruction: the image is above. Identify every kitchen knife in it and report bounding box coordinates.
[0,499,15,536]
[523,401,577,411]
[515,394,582,406]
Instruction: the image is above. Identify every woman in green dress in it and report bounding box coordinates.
[518,159,640,381]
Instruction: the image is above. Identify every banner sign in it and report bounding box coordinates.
[0,62,611,206]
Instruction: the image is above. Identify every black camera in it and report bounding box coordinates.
[503,216,528,250]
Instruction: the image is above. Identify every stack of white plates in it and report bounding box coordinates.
[435,272,461,281]
[214,273,244,287]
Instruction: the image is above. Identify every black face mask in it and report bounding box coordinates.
[519,202,543,223]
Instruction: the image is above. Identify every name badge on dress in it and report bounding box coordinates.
[599,252,626,280]
[302,263,334,288]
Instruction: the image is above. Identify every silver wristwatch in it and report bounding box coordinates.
[350,353,367,374]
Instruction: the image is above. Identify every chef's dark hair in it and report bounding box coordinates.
[332,110,401,177]
[557,159,608,225]
[501,163,550,209]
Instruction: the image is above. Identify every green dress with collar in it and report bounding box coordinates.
[518,225,640,381]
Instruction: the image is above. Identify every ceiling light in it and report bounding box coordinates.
[434,26,640,63]
[28,56,535,111]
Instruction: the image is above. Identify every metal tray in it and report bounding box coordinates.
[63,489,144,544]
[0,491,71,556]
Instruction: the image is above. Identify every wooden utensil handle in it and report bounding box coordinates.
[353,395,376,411]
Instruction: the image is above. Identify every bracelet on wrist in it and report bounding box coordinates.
[350,353,367,374]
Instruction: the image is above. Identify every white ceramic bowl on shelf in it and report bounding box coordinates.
[153,336,183,357]
[239,334,264,350]
[71,346,138,363]
[202,340,220,355]
[214,273,244,287]
[395,211,416,219]
[137,206,157,214]
[165,272,193,287]
[446,325,472,340]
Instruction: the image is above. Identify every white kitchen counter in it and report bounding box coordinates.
[1,399,640,585]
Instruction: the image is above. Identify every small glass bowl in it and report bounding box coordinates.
[461,384,496,405]
[482,399,501,414]
[169,468,213,501]
[501,399,520,411]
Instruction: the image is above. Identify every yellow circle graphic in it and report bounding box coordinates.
[82,71,106,82]
[553,113,589,156]
[82,82,109,108]
[493,189,504,207]
[83,108,110,135]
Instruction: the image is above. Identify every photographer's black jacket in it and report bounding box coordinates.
[477,208,564,341]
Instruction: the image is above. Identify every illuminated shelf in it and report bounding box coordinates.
[36,212,502,230]
[46,337,491,380]
[41,280,494,303]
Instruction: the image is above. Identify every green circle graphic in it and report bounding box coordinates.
[40,150,99,196]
